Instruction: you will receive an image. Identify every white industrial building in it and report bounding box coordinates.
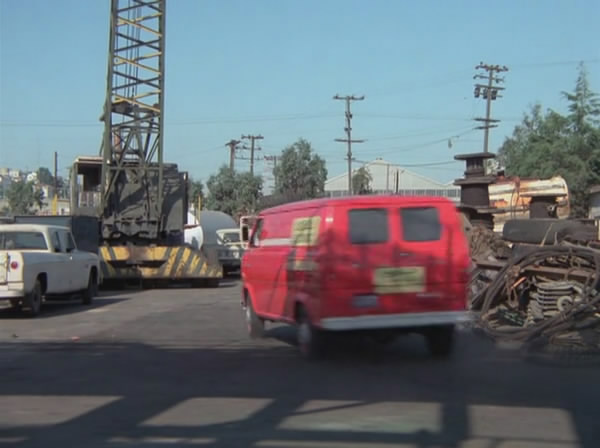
[324,158,460,202]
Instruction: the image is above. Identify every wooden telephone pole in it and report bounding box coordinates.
[334,95,365,194]
[241,134,264,175]
[473,62,508,153]
[225,139,241,170]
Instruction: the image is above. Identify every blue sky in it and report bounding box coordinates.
[1,0,599,186]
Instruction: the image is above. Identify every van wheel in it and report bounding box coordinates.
[82,271,97,305]
[297,307,323,360]
[425,325,454,357]
[245,295,264,338]
[25,280,42,317]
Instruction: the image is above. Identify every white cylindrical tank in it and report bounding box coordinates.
[184,210,237,250]
[198,211,237,245]
[184,224,204,250]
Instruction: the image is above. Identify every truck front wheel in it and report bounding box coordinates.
[82,271,97,305]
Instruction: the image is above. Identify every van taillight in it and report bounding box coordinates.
[10,261,18,270]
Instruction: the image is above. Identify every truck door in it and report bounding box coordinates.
[60,230,89,290]
[49,230,71,294]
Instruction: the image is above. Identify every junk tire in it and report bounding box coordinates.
[502,219,594,245]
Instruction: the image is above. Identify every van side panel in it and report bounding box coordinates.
[284,206,326,321]
[248,205,327,323]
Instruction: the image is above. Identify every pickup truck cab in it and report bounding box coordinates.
[241,195,471,359]
[0,223,101,316]
[216,228,244,275]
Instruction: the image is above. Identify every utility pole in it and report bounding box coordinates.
[52,151,58,215]
[334,94,365,195]
[473,62,508,153]
[225,139,240,170]
[264,154,277,167]
[241,134,263,175]
[263,154,278,192]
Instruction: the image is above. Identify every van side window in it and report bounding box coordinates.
[400,207,441,242]
[348,209,388,244]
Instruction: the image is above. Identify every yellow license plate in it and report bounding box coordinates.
[373,267,425,294]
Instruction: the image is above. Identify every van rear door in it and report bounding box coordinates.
[389,201,468,312]
[324,205,397,315]
[325,200,467,317]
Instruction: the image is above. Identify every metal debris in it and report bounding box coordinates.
[471,243,600,355]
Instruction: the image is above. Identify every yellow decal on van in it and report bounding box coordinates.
[287,258,318,271]
[291,216,321,246]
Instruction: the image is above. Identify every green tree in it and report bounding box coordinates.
[352,166,372,194]
[562,62,600,132]
[273,138,327,200]
[6,181,44,215]
[497,64,600,217]
[188,179,204,209]
[205,166,262,218]
[36,167,66,197]
[37,167,54,185]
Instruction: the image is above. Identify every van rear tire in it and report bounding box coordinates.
[245,295,264,339]
[297,307,324,360]
[425,325,454,357]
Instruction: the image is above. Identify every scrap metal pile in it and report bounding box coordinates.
[469,226,600,355]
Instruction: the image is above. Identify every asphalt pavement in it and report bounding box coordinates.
[0,279,599,448]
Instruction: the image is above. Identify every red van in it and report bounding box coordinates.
[241,195,471,358]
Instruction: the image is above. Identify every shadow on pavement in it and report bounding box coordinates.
[0,336,598,447]
[0,297,130,320]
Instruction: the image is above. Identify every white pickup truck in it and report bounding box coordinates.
[0,223,101,316]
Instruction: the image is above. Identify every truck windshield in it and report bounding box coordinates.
[0,232,48,250]
[221,232,240,243]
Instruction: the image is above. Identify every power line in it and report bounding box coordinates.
[334,94,365,194]
[353,158,460,167]
[0,113,525,128]
[367,71,471,97]
[0,113,339,128]
[362,125,476,142]
[473,62,509,153]
[510,58,600,68]
[359,113,472,121]
[356,127,477,155]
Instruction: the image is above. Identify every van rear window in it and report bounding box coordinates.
[400,207,441,242]
[348,209,388,244]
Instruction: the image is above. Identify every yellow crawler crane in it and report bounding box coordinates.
[69,0,221,288]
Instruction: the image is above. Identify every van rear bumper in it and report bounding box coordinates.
[319,311,471,331]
